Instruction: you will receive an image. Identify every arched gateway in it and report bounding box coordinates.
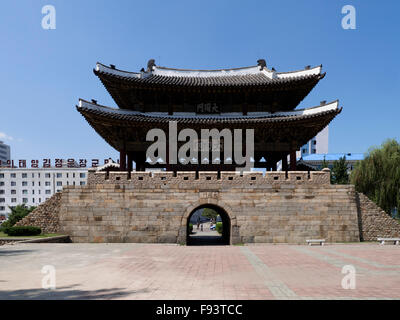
[182,202,235,245]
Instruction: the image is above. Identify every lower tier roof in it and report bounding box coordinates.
[76,99,341,153]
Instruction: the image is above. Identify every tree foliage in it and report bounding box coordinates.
[0,204,36,231]
[321,157,329,169]
[351,139,400,215]
[201,208,218,221]
[331,156,349,184]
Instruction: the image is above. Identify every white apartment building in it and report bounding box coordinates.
[0,141,10,164]
[0,167,88,217]
[297,126,329,158]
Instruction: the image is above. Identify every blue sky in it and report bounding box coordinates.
[0,0,399,163]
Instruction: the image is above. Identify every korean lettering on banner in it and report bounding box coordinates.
[19,160,26,168]
[6,160,16,168]
[79,159,87,168]
[55,159,63,168]
[31,160,39,168]
[43,159,51,168]
[19,160,27,168]
[91,159,99,168]
[67,159,75,168]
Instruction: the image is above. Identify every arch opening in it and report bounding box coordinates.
[186,204,231,246]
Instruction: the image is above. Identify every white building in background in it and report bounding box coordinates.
[297,126,329,158]
[0,166,88,217]
[0,141,10,164]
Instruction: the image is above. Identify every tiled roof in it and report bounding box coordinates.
[94,62,324,87]
[77,99,341,124]
[301,153,364,162]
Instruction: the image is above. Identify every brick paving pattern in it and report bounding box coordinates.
[0,243,399,299]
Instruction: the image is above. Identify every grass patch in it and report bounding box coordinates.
[0,231,62,239]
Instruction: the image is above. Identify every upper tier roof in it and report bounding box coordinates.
[94,61,324,87]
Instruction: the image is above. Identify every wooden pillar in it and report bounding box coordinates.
[119,150,126,171]
[290,151,297,171]
[282,154,288,171]
[127,152,133,172]
[168,94,173,115]
[243,93,248,116]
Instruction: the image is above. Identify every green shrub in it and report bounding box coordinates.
[0,205,36,231]
[4,226,42,236]
[189,223,193,234]
[216,222,223,234]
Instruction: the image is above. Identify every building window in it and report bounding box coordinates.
[0,190,4,194]
[32,190,35,195]
[22,181,28,186]
[39,198,41,203]
[32,198,35,203]
[56,181,62,186]
[22,190,28,195]
[11,198,17,203]
[45,173,51,178]
[313,140,317,145]
[32,173,35,178]
[22,198,28,203]
[0,206,5,211]
[66,173,69,178]
[312,149,316,154]
[32,181,35,186]
[0,182,5,186]
[45,181,51,186]
[11,190,16,195]
[80,173,86,178]
[57,173,62,178]
[38,181,41,186]
[38,173,40,178]
[57,189,61,193]
[80,181,86,186]
[38,190,41,194]
[10,181,16,186]
[22,173,27,178]
[73,173,75,178]
[0,173,4,178]
[11,173,16,178]
[45,190,51,195]
[0,198,5,203]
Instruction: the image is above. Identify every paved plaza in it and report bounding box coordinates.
[0,243,399,300]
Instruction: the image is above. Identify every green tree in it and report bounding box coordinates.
[321,156,329,169]
[351,139,400,215]
[201,208,218,222]
[331,156,349,184]
[0,204,36,231]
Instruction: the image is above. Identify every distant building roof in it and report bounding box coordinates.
[301,153,364,162]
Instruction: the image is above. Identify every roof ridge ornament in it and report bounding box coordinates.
[257,59,267,70]
[147,59,156,72]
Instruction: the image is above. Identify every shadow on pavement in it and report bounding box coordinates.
[188,235,227,246]
[0,284,149,300]
[0,250,33,256]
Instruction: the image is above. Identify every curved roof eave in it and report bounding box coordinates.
[94,62,323,82]
[76,99,341,123]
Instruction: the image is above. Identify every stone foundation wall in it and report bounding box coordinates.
[357,193,400,241]
[15,193,61,234]
[58,170,360,244]
[18,171,399,244]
